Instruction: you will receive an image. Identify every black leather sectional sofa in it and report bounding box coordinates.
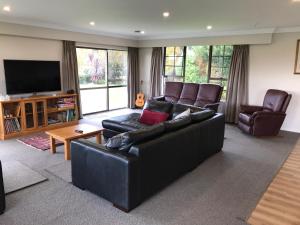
[0,160,5,214]
[71,101,225,212]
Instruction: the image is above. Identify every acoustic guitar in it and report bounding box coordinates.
[135,92,145,108]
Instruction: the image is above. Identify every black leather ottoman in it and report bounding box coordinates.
[0,161,5,214]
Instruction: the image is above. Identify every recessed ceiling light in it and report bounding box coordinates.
[3,5,11,12]
[292,0,300,2]
[89,21,95,26]
[163,11,170,18]
[134,30,145,34]
[206,25,213,30]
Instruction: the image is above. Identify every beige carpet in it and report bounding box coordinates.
[2,161,47,194]
[0,124,299,225]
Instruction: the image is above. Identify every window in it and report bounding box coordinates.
[76,48,128,114]
[163,45,233,99]
[163,47,186,82]
[209,45,233,99]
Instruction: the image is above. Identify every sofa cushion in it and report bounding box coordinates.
[177,83,199,105]
[143,99,173,114]
[164,116,192,132]
[107,124,165,152]
[139,109,169,125]
[102,113,149,133]
[191,109,215,122]
[171,103,202,119]
[194,84,222,107]
[174,109,190,120]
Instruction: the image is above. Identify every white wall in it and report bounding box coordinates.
[0,35,62,95]
[249,32,300,133]
[139,48,152,99]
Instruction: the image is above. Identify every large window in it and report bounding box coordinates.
[76,48,128,114]
[164,45,233,99]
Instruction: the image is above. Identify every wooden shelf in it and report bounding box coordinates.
[0,94,79,140]
[47,106,75,113]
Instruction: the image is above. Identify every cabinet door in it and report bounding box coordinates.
[36,100,47,128]
[22,101,36,130]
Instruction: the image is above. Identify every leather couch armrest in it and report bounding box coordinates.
[252,111,286,118]
[240,105,263,114]
[71,139,140,211]
[152,96,165,101]
[252,111,286,136]
[204,103,220,112]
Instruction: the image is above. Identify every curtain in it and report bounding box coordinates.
[150,47,163,97]
[225,45,249,123]
[62,40,82,118]
[127,47,140,108]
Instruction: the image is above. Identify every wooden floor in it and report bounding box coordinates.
[248,139,300,225]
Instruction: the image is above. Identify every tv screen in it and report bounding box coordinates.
[4,60,61,95]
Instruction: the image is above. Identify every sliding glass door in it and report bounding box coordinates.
[76,48,128,114]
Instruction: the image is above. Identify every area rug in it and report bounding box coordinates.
[2,161,48,194]
[17,132,63,151]
[45,161,71,183]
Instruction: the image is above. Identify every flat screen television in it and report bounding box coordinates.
[4,59,61,95]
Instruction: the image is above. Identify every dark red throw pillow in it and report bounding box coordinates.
[139,109,169,125]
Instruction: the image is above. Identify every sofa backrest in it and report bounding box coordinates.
[177,83,199,105]
[263,89,290,112]
[194,84,223,107]
[164,82,183,103]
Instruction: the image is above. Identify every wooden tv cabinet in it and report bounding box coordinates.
[0,94,79,140]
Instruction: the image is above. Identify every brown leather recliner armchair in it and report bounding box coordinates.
[238,89,292,136]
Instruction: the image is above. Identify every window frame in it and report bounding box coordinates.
[76,46,128,115]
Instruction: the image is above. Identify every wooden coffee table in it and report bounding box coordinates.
[46,123,103,160]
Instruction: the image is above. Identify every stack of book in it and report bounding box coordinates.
[57,98,75,108]
[4,118,21,134]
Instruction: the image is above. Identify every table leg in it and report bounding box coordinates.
[64,140,71,160]
[96,132,102,144]
[50,136,56,154]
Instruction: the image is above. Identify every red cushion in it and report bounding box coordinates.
[139,109,169,125]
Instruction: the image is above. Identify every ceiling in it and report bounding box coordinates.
[0,0,300,40]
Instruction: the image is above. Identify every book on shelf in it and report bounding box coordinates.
[4,118,21,134]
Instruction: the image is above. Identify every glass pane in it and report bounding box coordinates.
[185,46,209,83]
[80,89,107,114]
[212,45,224,56]
[165,66,176,76]
[175,57,183,66]
[211,67,223,78]
[224,57,231,68]
[25,103,34,129]
[36,101,45,127]
[224,45,233,56]
[175,67,183,76]
[166,47,175,56]
[165,76,184,82]
[175,47,184,56]
[108,50,128,86]
[165,56,175,66]
[109,87,128,110]
[76,48,107,88]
